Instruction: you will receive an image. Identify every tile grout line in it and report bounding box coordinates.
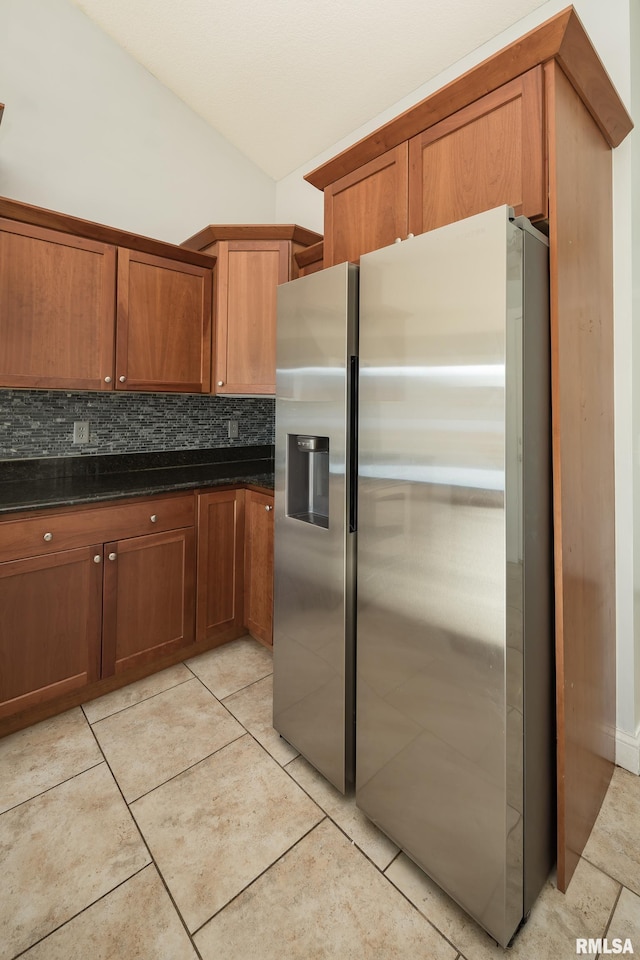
[188,667,273,703]
[83,712,206,960]
[189,815,329,938]
[580,851,638,897]
[381,863,468,960]
[219,670,274,703]
[9,863,152,960]
[598,881,624,960]
[0,757,105,816]
[82,672,194,726]
[124,729,248,804]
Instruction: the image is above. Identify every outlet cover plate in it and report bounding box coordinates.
[73,421,90,444]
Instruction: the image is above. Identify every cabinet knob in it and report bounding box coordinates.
[217,381,224,387]
[265,504,273,512]
[119,375,127,383]
[108,552,117,561]
[407,233,415,239]
[104,376,112,383]
[93,555,101,563]
[150,514,157,523]
[43,532,53,542]
[394,237,402,244]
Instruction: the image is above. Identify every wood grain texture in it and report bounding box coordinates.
[212,239,289,394]
[0,196,215,268]
[324,143,409,267]
[116,248,212,392]
[305,7,632,191]
[244,490,274,646]
[0,218,116,390]
[0,483,271,738]
[0,493,195,563]
[101,526,196,676]
[0,621,248,739]
[181,223,322,252]
[408,68,546,234]
[0,546,102,718]
[196,488,245,643]
[546,62,616,892]
[294,241,324,275]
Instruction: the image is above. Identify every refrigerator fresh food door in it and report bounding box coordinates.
[357,206,536,946]
[273,263,358,793]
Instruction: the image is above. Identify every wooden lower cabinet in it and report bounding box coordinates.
[0,546,103,718]
[196,489,245,644]
[102,527,196,675]
[244,490,274,646]
[0,485,275,728]
[0,493,196,719]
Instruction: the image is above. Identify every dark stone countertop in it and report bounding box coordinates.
[0,446,274,515]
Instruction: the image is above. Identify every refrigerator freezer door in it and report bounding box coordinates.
[273,263,358,793]
[357,206,525,945]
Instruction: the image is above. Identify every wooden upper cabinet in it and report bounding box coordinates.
[0,219,116,390]
[324,144,409,267]
[215,240,288,394]
[409,68,547,235]
[116,249,212,393]
[294,241,324,277]
[180,225,323,395]
[0,198,215,394]
[322,69,546,266]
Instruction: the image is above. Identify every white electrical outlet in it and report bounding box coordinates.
[73,421,90,444]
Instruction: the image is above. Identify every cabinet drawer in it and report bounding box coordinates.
[0,494,195,562]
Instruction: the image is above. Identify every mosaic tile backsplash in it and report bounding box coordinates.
[0,390,275,460]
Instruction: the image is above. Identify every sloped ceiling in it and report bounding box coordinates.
[68,0,549,180]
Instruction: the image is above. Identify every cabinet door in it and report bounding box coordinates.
[215,241,289,395]
[0,219,116,390]
[409,68,546,235]
[116,249,212,392]
[196,489,245,644]
[244,491,274,646]
[323,144,409,267]
[0,546,102,718]
[102,527,196,675]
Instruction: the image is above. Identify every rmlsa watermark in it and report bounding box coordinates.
[576,939,634,954]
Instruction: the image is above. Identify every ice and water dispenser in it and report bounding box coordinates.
[286,435,329,529]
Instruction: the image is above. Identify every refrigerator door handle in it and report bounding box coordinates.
[348,355,358,533]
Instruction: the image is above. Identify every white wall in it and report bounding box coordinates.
[276,0,639,760]
[0,0,276,243]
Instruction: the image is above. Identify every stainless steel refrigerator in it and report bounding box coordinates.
[273,206,554,947]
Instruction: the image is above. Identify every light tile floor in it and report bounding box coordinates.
[1,635,639,960]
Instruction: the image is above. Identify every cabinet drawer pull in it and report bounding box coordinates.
[104,376,112,383]
[217,381,224,387]
[108,552,117,561]
[43,532,53,541]
[150,514,158,523]
[93,555,101,563]
[119,375,127,383]
[265,504,273,512]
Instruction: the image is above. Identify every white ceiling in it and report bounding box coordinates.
[69,0,549,181]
